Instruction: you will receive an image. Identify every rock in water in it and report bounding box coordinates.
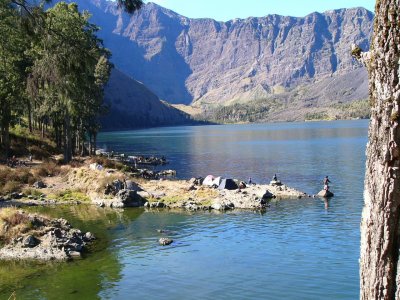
[317,190,334,198]
[159,238,173,246]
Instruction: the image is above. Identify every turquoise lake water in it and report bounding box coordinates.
[0,120,368,299]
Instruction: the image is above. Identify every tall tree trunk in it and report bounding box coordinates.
[1,122,10,157]
[88,132,92,155]
[27,100,32,133]
[63,113,72,163]
[354,1,400,299]
[93,132,97,156]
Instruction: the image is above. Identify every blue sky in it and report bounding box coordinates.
[147,0,376,21]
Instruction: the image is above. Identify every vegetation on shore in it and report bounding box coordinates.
[197,98,370,124]
[1,1,112,163]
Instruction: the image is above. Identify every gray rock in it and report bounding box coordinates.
[150,201,166,208]
[262,190,275,199]
[211,202,234,211]
[68,251,82,258]
[33,181,46,189]
[159,238,173,246]
[115,189,146,207]
[317,190,334,198]
[23,235,39,248]
[124,180,142,191]
[84,232,95,241]
[11,192,22,199]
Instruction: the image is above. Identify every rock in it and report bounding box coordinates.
[262,190,275,199]
[144,201,150,208]
[68,251,82,258]
[189,177,204,185]
[115,189,146,207]
[159,238,173,246]
[33,181,46,189]
[23,235,39,248]
[270,180,283,186]
[317,190,334,198]
[187,184,196,191]
[84,232,95,241]
[239,181,247,189]
[124,180,142,191]
[11,192,22,199]
[211,202,234,211]
[150,201,166,208]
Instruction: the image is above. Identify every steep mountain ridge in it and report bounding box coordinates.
[61,0,373,123]
[69,1,372,107]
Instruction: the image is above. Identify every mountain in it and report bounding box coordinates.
[62,0,373,122]
[101,69,195,130]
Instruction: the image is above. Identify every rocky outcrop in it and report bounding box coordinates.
[0,214,95,261]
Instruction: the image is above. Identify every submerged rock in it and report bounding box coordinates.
[159,238,173,246]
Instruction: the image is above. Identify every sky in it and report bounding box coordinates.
[147,0,376,21]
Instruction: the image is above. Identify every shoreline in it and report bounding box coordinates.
[0,155,322,261]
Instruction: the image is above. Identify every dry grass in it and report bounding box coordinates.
[0,168,40,195]
[31,161,63,178]
[0,208,33,243]
[90,157,128,171]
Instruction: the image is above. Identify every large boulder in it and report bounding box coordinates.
[115,189,146,207]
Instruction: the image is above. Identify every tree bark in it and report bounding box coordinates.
[356,1,400,299]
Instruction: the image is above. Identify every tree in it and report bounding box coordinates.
[352,1,400,299]
[0,0,29,155]
[28,2,111,162]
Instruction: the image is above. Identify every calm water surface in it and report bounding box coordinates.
[0,120,368,299]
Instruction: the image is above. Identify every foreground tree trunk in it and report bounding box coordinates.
[355,1,400,299]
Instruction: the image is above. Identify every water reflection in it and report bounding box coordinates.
[0,205,144,300]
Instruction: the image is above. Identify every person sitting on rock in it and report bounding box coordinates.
[323,176,331,191]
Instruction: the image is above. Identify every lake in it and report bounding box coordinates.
[0,120,368,299]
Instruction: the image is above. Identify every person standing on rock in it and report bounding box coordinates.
[323,176,331,191]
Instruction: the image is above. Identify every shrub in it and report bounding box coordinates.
[0,208,32,243]
[1,181,22,194]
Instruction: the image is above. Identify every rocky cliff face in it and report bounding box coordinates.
[71,1,373,107]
